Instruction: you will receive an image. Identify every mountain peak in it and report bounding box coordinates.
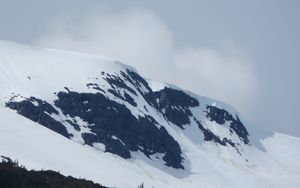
[1,40,299,188]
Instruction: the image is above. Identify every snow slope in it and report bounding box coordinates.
[0,40,300,188]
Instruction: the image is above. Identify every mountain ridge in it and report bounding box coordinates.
[0,40,299,188]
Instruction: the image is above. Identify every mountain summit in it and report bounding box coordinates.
[0,40,299,188]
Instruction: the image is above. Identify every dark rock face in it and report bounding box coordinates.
[145,87,249,149]
[146,88,199,128]
[107,89,137,107]
[122,69,152,95]
[5,97,71,138]
[5,68,251,169]
[194,118,235,147]
[205,105,249,144]
[103,72,137,96]
[54,91,183,169]
[86,83,105,93]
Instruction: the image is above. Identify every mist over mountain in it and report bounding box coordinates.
[0,40,299,188]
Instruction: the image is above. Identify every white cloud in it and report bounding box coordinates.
[174,45,258,113]
[35,7,175,81]
[35,6,258,115]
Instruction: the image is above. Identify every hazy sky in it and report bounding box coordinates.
[0,0,299,137]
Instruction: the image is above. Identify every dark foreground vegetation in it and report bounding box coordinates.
[0,156,107,188]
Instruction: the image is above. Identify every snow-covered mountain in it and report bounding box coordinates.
[0,40,299,188]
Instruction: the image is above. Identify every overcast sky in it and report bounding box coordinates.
[0,0,299,137]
